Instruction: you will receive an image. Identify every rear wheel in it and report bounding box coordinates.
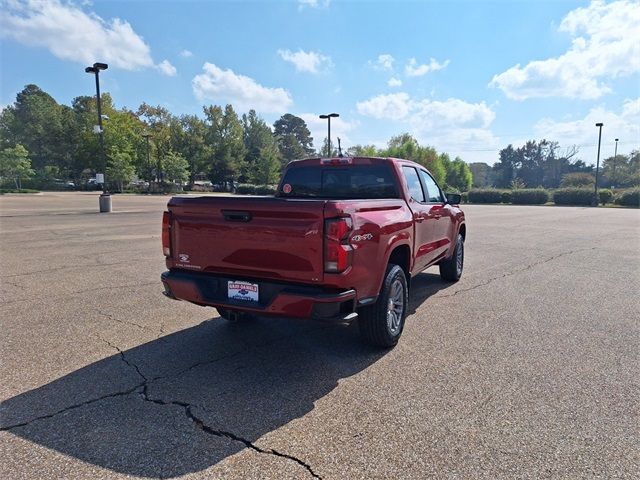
[439,233,464,282]
[358,264,408,347]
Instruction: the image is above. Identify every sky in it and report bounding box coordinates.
[1,0,638,164]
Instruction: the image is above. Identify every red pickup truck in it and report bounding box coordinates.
[161,157,465,347]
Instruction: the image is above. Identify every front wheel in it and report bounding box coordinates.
[439,233,464,282]
[358,264,408,347]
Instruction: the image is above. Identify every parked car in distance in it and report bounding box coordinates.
[161,157,466,347]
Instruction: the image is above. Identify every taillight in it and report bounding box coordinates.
[324,217,353,273]
[162,211,171,257]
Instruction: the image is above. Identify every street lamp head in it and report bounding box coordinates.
[94,62,108,70]
[85,66,97,73]
[595,122,604,127]
[615,138,619,142]
[319,114,329,119]
[319,113,340,119]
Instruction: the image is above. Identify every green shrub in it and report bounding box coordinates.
[511,189,549,205]
[501,190,512,204]
[553,188,594,206]
[0,188,40,194]
[615,188,640,207]
[468,189,504,203]
[254,185,276,195]
[598,189,613,205]
[236,184,256,194]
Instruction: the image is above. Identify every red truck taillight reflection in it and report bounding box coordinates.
[162,211,171,257]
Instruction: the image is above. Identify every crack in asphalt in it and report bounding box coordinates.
[95,334,148,383]
[97,310,158,336]
[1,325,328,478]
[0,383,145,432]
[437,247,597,298]
[139,384,322,479]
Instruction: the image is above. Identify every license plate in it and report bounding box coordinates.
[227,281,259,302]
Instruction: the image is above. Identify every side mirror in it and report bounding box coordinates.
[445,193,462,205]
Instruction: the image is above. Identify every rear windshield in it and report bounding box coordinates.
[279,164,399,199]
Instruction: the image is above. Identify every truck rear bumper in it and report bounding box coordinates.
[161,270,357,322]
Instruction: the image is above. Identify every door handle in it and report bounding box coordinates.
[415,215,426,223]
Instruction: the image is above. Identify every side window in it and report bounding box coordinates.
[402,166,425,202]
[419,170,443,203]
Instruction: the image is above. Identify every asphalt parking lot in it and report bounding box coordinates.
[1,192,638,479]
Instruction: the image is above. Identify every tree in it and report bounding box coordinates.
[251,144,282,185]
[163,150,190,185]
[243,110,277,180]
[204,104,246,184]
[560,172,595,187]
[273,114,314,155]
[0,145,34,189]
[171,114,209,186]
[493,144,518,188]
[0,85,65,171]
[468,162,492,188]
[444,156,472,192]
[276,133,306,165]
[320,137,338,157]
[347,144,379,157]
[494,140,589,189]
[381,133,446,185]
[106,150,135,191]
[602,151,640,188]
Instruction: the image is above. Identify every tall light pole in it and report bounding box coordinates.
[319,113,339,157]
[613,138,619,188]
[142,132,151,193]
[594,122,604,206]
[85,62,110,211]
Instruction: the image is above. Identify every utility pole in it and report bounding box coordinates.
[594,122,604,206]
[319,113,339,157]
[85,62,110,212]
[142,132,151,193]
[613,138,619,188]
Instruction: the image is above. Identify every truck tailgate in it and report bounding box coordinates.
[167,196,326,284]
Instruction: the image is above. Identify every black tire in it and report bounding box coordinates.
[439,233,464,282]
[217,307,253,322]
[358,264,408,347]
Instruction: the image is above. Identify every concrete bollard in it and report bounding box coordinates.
[99,193,112,213]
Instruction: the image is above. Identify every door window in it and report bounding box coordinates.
[402,167,425,202]
[419,170,443,203]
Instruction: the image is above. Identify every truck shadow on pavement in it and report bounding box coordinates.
[1,273,450,478]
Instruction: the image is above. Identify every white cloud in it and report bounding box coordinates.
[490,0,640,100]
[356,93,412,121]
[298,113,358,149]
[405,57,450,77]
[357,92,500,163]
[371,54,395,71]
[387,77,402,87]
[192,62,293,113]
[533,98,640,163]
[277,48,332,74]
[298,0,331,9]
[180,49,193,58]
[156,60,176,76]
[0,0,174,74]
